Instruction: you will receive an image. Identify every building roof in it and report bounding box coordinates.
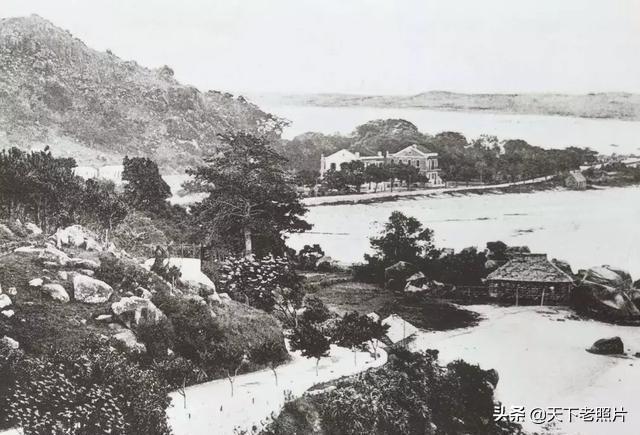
[485,254,574,283]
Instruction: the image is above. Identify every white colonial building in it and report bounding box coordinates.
[320,144,443,187]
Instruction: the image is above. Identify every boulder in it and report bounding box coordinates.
[384,261,418,292]
[0,224,15,239]
[572,282,640,320]
[41,284,70,303]
[57,271,69,281]
[14,246,44,257]
[72,274,113,304]
[113,330,146,353]
[404,283,426,293]
[53,225,102,251]
[29,278,43,287]
[67,258,100,270]
[79,269,95,277]
[208,293,222,305]
[111,296,165,330]
[24,222,42,236]
[6,287,17,296]
[587,337,624,355]
[0,294,12,309]
[38,245,70,266]
[583,266,633,289]
[95,314,113,322]
[1,336,19,350]
[2,310,15,318]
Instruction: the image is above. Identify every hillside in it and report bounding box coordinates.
[255,91,640,121]
[0,15,282,169]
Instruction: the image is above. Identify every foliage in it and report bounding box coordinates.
[425,247,489,285]
[331,312,389,359]
[218,255,304,324]
[296,244,325,270]
[122,156,172,212]
[82,178,128,229]
[0,337,171,435]
[294,169,320,187]
[301,296,332,324]
[96,253,171,294]
[289,321,331,373]
[368,211,437,266]
[263,348,522,435]
[186,133,311,256]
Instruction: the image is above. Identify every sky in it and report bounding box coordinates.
[2,0,640,95]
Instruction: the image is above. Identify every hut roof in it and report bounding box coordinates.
[382,314,419,344]
[485,253,574,283]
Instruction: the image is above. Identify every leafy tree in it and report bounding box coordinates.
[426,247,488,285]
[364,164,391,192]
[289,321,331,375]
[122,156,171,212]
[297,244,325,270]
[340,160,366,192]
[368,211,437,265]
[294,169,320,187]
[186,133,311,256]
[82,178,128,230]
[321,168,349,191]
[301,296,331,324]
[331,312,389,364]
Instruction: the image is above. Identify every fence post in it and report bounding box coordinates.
[515,288,519,306]
[540,288,545,306]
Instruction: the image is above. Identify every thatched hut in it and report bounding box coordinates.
[484,253,575,304]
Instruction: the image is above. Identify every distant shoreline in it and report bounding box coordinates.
[253,91,640,122]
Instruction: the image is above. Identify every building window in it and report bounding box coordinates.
[330,163,336,170]
[415,160,420,167]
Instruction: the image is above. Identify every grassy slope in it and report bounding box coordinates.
[310,280,479,331]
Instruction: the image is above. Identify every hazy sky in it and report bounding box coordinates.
[2,0,640,94]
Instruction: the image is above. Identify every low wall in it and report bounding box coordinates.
[428,282,572,305]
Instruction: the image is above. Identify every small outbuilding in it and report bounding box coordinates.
[565,171,587,190]
[484,253,575,304]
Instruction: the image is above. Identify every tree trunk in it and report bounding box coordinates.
[315,358,320,376]
[243,226,252,257]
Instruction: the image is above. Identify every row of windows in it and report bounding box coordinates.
[327,159,438,171]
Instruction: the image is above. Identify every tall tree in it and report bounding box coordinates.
[368,211,437,265]
[186,133,311,256]
[122,156,171,212]
[289,321,331,376]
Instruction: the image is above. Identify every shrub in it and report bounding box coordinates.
[218,255,303,325]
[301,296,331,324]
[297,244,325,270]
[1,337,171,435]
[96,253,171,294]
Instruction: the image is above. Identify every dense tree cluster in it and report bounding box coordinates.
[0,147,128,232]
[186,133,311,257]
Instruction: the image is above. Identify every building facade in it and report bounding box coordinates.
[320,144,443,186]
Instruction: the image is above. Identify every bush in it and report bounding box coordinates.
[297,244,325,270]
[96,253,171,294]
[301,296,331,324]
[0,337,171,435]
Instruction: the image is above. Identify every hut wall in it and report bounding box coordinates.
[488,281,572,305]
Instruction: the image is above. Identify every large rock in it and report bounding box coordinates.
[113,330,147,353]
[24,222,42,236]
[572,265,640,320]
[72,274,113,304]
[38,245,70,266]
[0,294,12,309]
[53,225,102,251]
[584,266,633,289]
[0,224,15,239]
[587,337,624,355]
[41,284,70,303]
[111,296,165,329]
[384,261,418,292]
[67,258,100,270]
[1,336,19,349]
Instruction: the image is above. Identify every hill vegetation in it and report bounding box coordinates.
[0,15,283,169]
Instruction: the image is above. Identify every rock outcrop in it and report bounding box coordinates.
[572,266,640,321]
[113,330,146,353]
[72,274,113,304]
[111,296,165,330]
[41,283,70,303]
[587,337,625,355]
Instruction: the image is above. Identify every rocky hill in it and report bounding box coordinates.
[0,15,282,169]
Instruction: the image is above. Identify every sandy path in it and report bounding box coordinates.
[167,344,387,435]
[410,305,640,435]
